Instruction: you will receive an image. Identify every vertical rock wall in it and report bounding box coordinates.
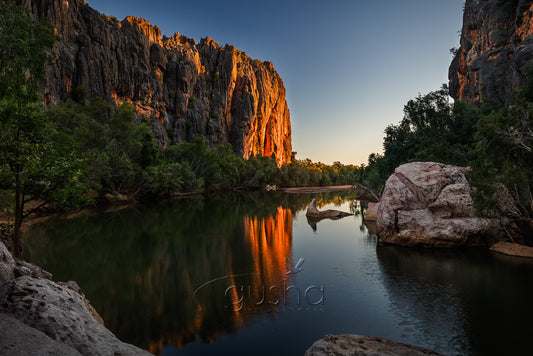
[19,0,292,165]
[449,0,533,103]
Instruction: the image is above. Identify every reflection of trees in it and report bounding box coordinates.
[22,192,345,353]
[349,200,369,232]
[376,246,533,355]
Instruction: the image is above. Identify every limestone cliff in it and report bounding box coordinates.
[18,0,292,166]
[449,0,533,103]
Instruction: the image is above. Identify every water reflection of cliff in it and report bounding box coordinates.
[243,206,293,310]
[377,246,533,355]
[145,205,294,354]
[22,192,347,354]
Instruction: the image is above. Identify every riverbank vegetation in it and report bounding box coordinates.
[0,2,365,253]
[361,83,533,221]
[1,90,362,251]
[2,0,532,251]
[45,96,362,199]
[0,3,373,258]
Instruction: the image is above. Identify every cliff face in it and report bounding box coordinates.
[19,0,292,166]
[449,0,533,103]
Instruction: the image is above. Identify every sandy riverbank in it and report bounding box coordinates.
[278,185,354,193]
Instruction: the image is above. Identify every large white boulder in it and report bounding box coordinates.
[377,162,505,248]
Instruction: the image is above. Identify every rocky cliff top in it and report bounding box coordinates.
[449,0,533,103]
[18,0,292,165]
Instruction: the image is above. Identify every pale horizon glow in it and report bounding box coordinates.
[87,0,464,165]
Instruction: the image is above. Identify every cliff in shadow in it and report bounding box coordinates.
[449,0,533,103]
[17,0,292,165]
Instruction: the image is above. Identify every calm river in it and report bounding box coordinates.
[22,192,533,355]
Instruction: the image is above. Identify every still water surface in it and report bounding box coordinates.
[23,192,533,355]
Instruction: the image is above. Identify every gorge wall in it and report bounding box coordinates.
[449,0,533,103]
[18,0,292,166]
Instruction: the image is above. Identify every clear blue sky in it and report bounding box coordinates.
[88,0,464,165]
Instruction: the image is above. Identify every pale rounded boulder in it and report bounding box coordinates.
[377,162,505,248]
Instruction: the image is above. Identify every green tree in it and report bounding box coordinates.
[0,1,87,255]
[47,99,160,196]
[361,85,478,193]
[472,99,533,218]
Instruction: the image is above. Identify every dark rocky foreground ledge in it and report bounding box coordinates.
[305,334,443,356]
[0,240,152,355]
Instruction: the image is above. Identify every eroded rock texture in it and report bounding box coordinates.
[0,241,150,355]
[0,241,15,286]
[0,312,83,355]
[17,0,292,165]
[376,162,507,248]
[490,241,533,258]
[449,0,533,103]
[305,334,443,356]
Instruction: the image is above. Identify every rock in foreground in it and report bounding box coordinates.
[305,334,442,356]
[0,241,151,356]
[0,276,151,356]
[0,241,15,286]
[0,312,83,355]
[490,242,533,259]
[377,162,505,248]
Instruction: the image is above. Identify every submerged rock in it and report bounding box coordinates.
[376,162,506,248]
[305,334,443,356]
[306,198,353,220]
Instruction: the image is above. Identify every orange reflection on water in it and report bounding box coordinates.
[148,305,219,355]
[149,206,293,354]
[244,206,293,306]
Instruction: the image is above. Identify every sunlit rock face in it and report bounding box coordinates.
[449,0,533,103]
[18,0,292,166]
